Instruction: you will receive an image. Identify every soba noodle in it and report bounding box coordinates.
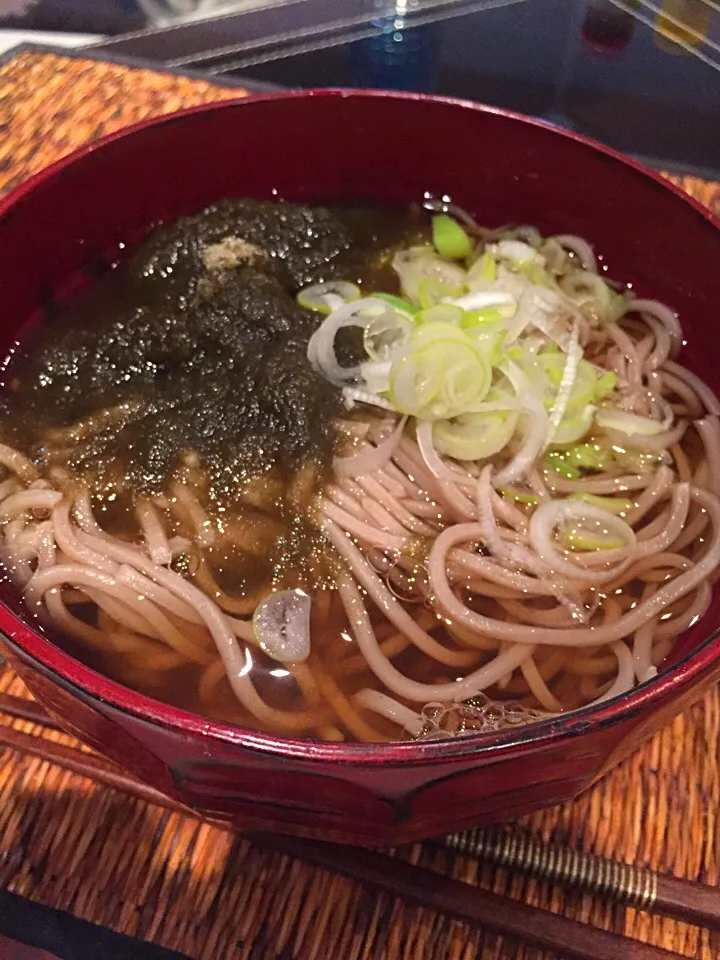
[1,199,718,742]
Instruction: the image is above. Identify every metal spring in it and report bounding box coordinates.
[442,827,658,911]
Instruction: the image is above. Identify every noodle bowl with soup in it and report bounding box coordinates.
[1,91,719,841]
[1,194,717,744]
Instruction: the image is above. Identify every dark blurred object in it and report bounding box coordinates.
[0,0,145,34]
[348,7,439,92]
[581,0,638,53]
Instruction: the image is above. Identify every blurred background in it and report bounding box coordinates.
[0,0,718,177]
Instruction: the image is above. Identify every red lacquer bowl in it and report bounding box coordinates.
[1,91,719,845]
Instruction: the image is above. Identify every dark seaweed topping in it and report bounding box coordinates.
[2,200,356,500]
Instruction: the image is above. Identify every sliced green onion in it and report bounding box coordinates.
[388,329,491,420]
[433,410,518,461]
[594,371,618,400]
[360,359,392,394]
[451,290,516,313]
[538,354,598,409]
[388,352,443,417]
[307,296,385,385]
[551,405,596,445]
[416,304,464,327]
[372,292,419,315]
[545,452,580,480]
[297,281,360,314]
[595,409,665,436]
[438,352,487,411]
[466,327,507,368]
[568,493,634,515]
[560,272,628,324]
[608,291,629,322]
[612,447,667,474]
[407,322,474,350]
[560,526,627,551]
[498,486,540,506]
[432,214,473,260]
[392,248,466,303]
[539,355,565,389]
[461,303,516,326]
[545,324,582,446]
[565,443,611,470]
[363,311,414,362]
[467,252,497,283]
[417,277,465,309]
[490,239,541,265]
[518,262,557,288]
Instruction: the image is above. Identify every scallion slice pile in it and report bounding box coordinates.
[301,212,678,552]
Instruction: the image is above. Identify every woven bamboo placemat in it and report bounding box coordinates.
[0,46,718,960]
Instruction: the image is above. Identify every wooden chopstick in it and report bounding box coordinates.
[0,687,717,956]
[0,691,65,730]
[249,831,682,960]
[440,827,720,933]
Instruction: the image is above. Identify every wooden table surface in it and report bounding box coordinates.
[0,46,717,960]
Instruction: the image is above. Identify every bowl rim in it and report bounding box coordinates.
[1,87,720,767]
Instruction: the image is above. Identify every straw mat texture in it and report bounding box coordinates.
[0,49,243,196]
[0,48,718,960]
